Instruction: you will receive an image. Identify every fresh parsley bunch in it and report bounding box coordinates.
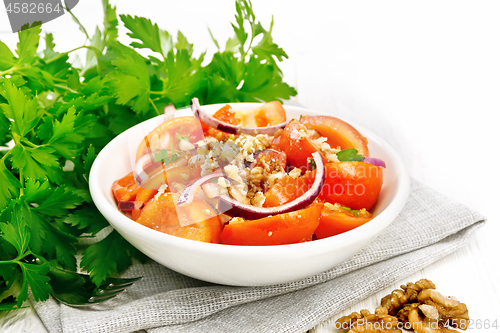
[0,0,296,311]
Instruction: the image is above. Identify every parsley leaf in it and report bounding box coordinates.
[2,199,78,270]
[252,18,288,69]
[232,1,248,54]
[33,186,87,217]
[16,22,42,65]
[44,107,85,159]
[153,149,180,164]
[0,211,50,306]
[102,0,119,42]
[0,0,297,310]
[107,44,151,114]
[238,57,296,101]
[0,80,43,137]
[0,217,30,257]
[0,162,20,210]
[160,49,204,105]
[60,203,109,236]
[80,230,133,286]
[0,41,16,70]
[120,15,172,57]
[10,145,60,181]
[336,148,365,162]
[18,261,50,304]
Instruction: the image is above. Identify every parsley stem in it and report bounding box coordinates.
[63,5,90,40]
[149,97,161,116]
[0,149,12,165]
[242,34,255,61]
[22,140,41,149]
[19,168,24,195]
[149,90,166,95]
[45,45,102,65]
[0,65,21,76]
[54,84,81,95]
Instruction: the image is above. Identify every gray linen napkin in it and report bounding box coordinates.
[30,178,485,333]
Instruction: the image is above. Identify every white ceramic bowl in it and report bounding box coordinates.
[89,103,410,286]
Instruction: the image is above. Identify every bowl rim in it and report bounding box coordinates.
[89,102,410,256]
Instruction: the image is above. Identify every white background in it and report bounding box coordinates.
[1,1,499,331]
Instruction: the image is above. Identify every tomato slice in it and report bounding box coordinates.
[112,172,140,202]
[263,175,310,207]
[202,102,286,140]
[135,188,158,203]
[234,101,286,127]
[220,204,322,246]
[279,120,324,170]
[112,172,160,221]
[139,156,201,190]
[136,193,222,243]
[315,203,373,239]
[201,104,240,141]
[136,116,204,161]
[299,115,369,157]
[304,162,383,211]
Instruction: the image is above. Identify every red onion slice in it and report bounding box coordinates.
[134,153,158,185]
[177,172,224,206]
[191,98,288,135]
[118,201,144,211]
[219,151,325,220]
[363,157,386,168]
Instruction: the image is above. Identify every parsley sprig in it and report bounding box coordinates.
[0,0,296,311]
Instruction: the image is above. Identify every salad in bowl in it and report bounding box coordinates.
[89,100,409,285]
[111,98,385,245]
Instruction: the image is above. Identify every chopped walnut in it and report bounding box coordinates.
[407,307,462,333]
[396,303,419,325]
[417,289,469,330]
[381,279,436,315]
[336,307,402,333]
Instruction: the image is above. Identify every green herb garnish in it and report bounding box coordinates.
[175,132,191,142]
[336,148,365,162]
[308,157,317,170]
[153,149,180,164]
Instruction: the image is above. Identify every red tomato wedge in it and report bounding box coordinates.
[279,120,324,170]
[263,175,310,207]
[234,101,286,127]
[201,104,239,141]
[136,116,204,161]
[299,115,369,157]
[220,204,322,246]
[112,172,158,204]
[304,162,383,211]
[138,156,202,190]
[136,193,222,243]
[314,203,373,239]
